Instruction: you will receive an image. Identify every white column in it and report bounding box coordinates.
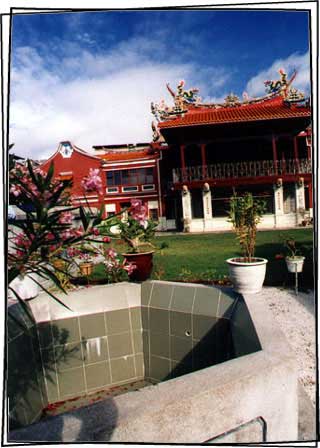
[202,184,212,230]
[295,178,306,224]
[182,186,192,232]
[273,181,284,227]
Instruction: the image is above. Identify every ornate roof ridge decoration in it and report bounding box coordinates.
[151,70,307,122]
[151,79,201,121]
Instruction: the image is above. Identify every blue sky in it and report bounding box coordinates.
[10,9,310,159]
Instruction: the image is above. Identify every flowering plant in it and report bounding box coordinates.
[8,155,125,306]
[101,199,157,253]
[104,248,136,283]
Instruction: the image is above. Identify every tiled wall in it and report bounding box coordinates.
[141,282,239,382]
[8,281,262,430]
[37,307,144,404]
[7,303,47,430]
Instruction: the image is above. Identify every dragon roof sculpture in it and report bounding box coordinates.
[151,69,307,122]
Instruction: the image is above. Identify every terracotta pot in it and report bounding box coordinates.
[122,251,154,282]
[53,259,64,270]
[226,257,268,294]
[79,262,93,276]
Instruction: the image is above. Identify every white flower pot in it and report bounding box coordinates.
[226,258,268,294]
[286,257,305,273]
[8,274,39,300]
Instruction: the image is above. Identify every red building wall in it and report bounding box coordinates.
[40,142,161,219]
[41,143,104,214]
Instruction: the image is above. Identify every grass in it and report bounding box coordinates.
[82,228,314,290]
[152,228,314,290]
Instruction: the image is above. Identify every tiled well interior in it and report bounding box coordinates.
[7,281,261,430]
[141,282,238,381]
[37,307,144,404]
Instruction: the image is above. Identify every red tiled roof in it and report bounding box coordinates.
[158,96,311,129]
[99,150,158,162]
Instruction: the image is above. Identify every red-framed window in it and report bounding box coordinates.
[106,167,154,186]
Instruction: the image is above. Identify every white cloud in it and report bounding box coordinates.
[9,44,194,160]
[10,31,233,161]
[11,41,309,162]
[246,52,310,98]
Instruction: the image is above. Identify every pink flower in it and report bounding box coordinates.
[123,262,136,274]
[74,228,84,237]
[34,168,46,177]
[81,168,103,193]
[79,253,91,262]
[131,199,142,208]
[12,232,31,256]
[10,184,21,197]
[130,199,148,226]
[45,232,55,241]
[61,229,74,240]
[66,247,81,257]
[59,211,73,225]
[106,248,117,259]
[103,236,111,243]
[92,227,100,236]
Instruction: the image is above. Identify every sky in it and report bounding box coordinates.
[9,8,311,160]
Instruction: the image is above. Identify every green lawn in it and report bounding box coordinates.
[152,228,314,289]
[86,228,314,290]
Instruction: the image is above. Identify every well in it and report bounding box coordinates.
[7,281,298,443]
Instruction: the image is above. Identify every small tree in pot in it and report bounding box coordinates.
[226,192,268,294]
[284,238,305,273]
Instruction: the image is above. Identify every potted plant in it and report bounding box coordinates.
[284,238,305,273]
[101,199,157,281]
[226,192,268,294]
[78,252,94,276]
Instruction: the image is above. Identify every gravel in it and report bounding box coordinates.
[259,286,316,405]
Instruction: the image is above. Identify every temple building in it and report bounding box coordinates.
[41,142,162,222]
[152,71,312,232]
[40,69,312,232]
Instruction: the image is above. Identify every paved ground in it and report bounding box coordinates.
[259,286,316,407]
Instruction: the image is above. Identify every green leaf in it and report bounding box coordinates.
[92,205,104,227]
[36,265,67,294]
[44,161,55,186]
[27,274,73,311]
[79,206,90,231]
[27,159,38,187]
[7,287,35,325]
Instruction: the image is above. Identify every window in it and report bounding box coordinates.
[149,209,159,221]
[106,171,113,186]
[106,187,119,193]
[142,184,155,191]
[122,186,138,192]
[145,167,154,183]
[106,171,122,186]
[105,168,154,186]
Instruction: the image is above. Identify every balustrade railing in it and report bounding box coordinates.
[172,159,312,183]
